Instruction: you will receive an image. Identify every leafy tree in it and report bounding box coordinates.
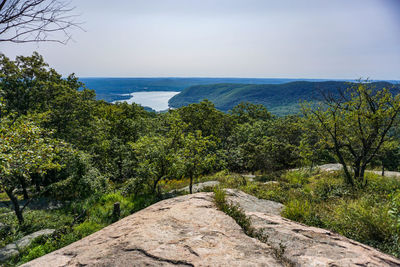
[89,102,152,181]
[374,140,400,176]
[177,131,217,194]
[176,100,234,140]
[130,135,176,194]
[302,82,400,186]
[226,116,301,173]
[230,102,272,124]
[0,53,98,149]
[0,114,67,224]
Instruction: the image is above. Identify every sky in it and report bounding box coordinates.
[1,0,400,80]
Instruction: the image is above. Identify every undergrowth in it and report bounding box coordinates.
[213,187,294,266]
[220,169,400,258]
[2,192,158,266]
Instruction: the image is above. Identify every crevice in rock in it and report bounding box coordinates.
[184,245,199,257]
[122,247,194,266]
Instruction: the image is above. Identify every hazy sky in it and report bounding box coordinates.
[1,0,400,79]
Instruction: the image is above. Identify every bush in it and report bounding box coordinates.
[306,174,352,201]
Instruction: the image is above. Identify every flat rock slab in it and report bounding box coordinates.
[23,193,282,267]
[23,192,400,267]
[0,229,55,262]
[248,212,400,267]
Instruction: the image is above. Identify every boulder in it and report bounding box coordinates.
[23,192,400,267]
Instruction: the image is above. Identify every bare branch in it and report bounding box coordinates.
[0,0,82,44]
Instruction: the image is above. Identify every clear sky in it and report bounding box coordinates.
[1,0,399,80]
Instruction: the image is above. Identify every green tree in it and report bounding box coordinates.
[0,53,98,149]
[130,135,176,194]
[230,102,272,124]
[176,100,234,140]
[302,82,400,186]
[0,114,67,224]
[177,131,217,194]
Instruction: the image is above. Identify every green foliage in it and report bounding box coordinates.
[213,187,252,236]
[302,82,400,186]
[46,152,108,200]
[175,130,217,192]
[2,52,400,263]
[282,199,315,224]
[230,102,272,123]
[283,170,310,187]
[169,81,397,116]
[226,116,302,172]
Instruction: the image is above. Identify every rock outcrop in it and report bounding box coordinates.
[23,191,400,267]
[172,181,220,194]
[0,229,55,262]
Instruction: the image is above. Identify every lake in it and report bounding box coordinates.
[114,91,180,111]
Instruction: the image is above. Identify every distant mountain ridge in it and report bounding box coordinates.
[79,77,340,102]
[169,81,398,116]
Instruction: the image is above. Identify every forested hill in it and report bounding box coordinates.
[169,81,397,116]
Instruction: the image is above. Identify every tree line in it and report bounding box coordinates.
[1,53,400,224]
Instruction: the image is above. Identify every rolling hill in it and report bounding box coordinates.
[169,81,398,116]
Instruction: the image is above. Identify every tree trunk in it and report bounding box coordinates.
[360,164,367,186]
[5,188,24,224]
[18,175,29,201]
[189,175,193,194]
[382,165,385,176]
[353,166,360,181]
[334,145,353,186]
[153,175,163,193]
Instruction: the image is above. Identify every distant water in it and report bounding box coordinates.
[114,91,180,111]
[79,77,400,104]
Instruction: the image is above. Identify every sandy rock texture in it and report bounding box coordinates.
[23,191,400,267]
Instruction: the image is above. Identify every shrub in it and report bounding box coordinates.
[306,175,351,201]
[325,197,396,250]
[73,221,103,238]
[282,199,313,223]
[282,170,310,187]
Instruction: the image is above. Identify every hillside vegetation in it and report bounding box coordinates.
[81,77,316,103]
[1,53,400,265]
[169,81,397,115]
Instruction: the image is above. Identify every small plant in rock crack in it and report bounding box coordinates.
[213,187,259,238]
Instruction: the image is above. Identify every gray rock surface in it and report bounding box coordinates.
[225,189,284,216]
[317,163,343,172]
[173,180,220,193]
[317,164,400,179]
[0,229,55,262]
[23,191,400,267]
[370,170,400,178]
[23,193,282,267]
